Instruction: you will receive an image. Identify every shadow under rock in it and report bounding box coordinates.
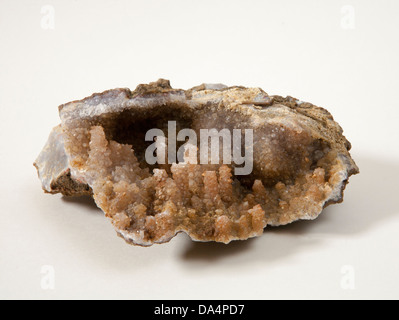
[273,155,399,236]
[180,229,321,267]
[334,155,399,234]
[61,195,100,213]
[182,237,254,262]
[59,155,398,264]
[182,155,399,261]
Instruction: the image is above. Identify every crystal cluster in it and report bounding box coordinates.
[35,80,358,246]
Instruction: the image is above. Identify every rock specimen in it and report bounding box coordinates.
[34,79,359,246]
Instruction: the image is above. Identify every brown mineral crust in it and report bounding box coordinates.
[35,79,359,246]
[47,170,92,197]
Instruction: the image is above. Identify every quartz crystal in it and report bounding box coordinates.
[34,79,359,246]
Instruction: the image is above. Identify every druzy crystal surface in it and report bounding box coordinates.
[35,80,359,246]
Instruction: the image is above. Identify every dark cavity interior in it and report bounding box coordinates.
[97,103,331,192]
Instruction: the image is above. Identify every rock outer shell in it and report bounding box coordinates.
[34,79,359,246]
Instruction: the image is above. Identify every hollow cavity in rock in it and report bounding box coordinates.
[34,79,359,246]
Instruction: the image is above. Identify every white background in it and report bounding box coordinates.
[1,0,398,300]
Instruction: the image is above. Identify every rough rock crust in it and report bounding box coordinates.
[35,79,359,246]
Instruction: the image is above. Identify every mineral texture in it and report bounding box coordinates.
[35,79,359,246]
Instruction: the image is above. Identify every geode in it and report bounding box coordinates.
[34,79,359,246]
